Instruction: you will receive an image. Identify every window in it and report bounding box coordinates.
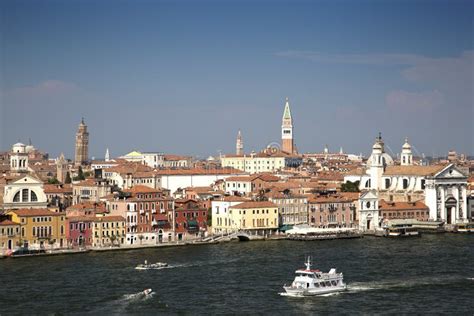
[31,191,38,202]
[385,179,390,189]
[13,191,20,202]
[22,189,29,202]
[403,179,408,189]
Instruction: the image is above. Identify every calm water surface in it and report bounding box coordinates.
[0,234,473,315]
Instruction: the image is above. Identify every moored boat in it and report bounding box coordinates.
[283,257,346,296]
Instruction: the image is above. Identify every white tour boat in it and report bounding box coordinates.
[135,260,168,270]
[283,257,347,296]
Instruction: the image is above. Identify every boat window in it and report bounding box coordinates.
[331,281,337,286]
[307,283,309,288]
[321,282,325,287]
[325,282,331,286]
[315,283,320,287]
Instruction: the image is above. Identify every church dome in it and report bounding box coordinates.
[372,142,382,150]
[12,142,26,153]
[402,137,411,150]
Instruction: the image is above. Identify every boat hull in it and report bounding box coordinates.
[283,284,347,296]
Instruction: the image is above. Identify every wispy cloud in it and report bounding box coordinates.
[9,80,79,98]
[386,90,443,113]
[276,49,473,113]
[274,50,428,66]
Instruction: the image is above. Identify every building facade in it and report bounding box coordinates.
[228,201,279,235]
[6,209,66,249]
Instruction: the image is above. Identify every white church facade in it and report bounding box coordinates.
[345,135,469,230]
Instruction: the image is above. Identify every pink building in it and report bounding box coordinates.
[308,193,359,228]
[67,216,94,248]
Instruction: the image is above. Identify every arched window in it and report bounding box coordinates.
[22,189,29,202]
[385,179,391,189]
[365,179,371,188]
[13,191,21,202]
[403,179,408,189]
[31,190,38,202]
[403,156,406,164]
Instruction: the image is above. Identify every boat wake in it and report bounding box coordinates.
[347,275,467,293]
[122,290,155,301]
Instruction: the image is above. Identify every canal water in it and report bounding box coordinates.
[0,234,473,315]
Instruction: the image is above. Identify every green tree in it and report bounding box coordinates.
[77,166,85,181]
[341,181,360,192]
[64,172,72,184]
[48,177,60,184]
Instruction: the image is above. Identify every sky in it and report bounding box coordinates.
[1,0,473,160]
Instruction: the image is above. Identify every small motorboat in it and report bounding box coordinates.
[142,288,153,296]
[135,260,168,270]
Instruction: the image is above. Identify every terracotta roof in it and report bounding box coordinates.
[163,155,190,161]
[67,216,95,222]
[230,201,277,209]
[155,168,244,176]
[308,193,358,204]
[94,216,125,222]
[185,186,214,193]
[0,219,20,226]
[379,199,428,211]
[66,202,107,213]
[43,184,73,194]
[220,196,250,202]
[7,209,65,217]
[225,176,255,182]
[124,185,164,194]
[103,162,153,175]
[383,165,446,176]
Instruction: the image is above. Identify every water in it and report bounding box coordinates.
[0,234,473,315]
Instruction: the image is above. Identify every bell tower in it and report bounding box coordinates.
[281,97,295,154]
[74,118,89,166]
[236,130,243,155]
[401,137,413,166]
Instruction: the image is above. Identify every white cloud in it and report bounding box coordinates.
[385,90,444,113]
[10,80,79,98]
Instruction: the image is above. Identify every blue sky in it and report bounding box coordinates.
[1,0,473,159]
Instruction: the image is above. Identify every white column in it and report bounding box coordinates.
[440,187,445,221]
[461,185,468,221]
[454,186,460,223]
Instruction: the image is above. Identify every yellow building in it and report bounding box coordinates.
[6,208,66,250]
[228,201,279,235]
[220,152,287,174]
[0,219,21,254]
[92,216,126,247]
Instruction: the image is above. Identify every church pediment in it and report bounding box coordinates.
[360,189,378,200]
[433,164,467,179]
[10,174,44,185]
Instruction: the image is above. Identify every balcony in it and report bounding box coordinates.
[139,209,145,215]
[129,222,137,227]
[151,209,157,214]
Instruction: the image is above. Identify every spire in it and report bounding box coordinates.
[105,148,110,161]
[282,97,292,120]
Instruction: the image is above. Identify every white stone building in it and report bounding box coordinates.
[345,135,469,228]
[3,174,48,209]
